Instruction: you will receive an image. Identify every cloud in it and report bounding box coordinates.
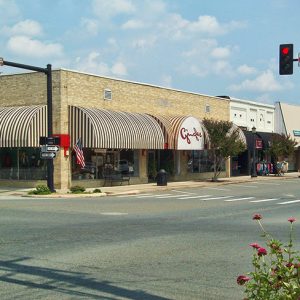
[211,47,231,59]
[121,19,145,30]
[132,36,157,49]
[7,35,63,58]
[80,18,99,35]
[111,61,127,76]
[229,70,284,92]
[76,52,110,75]
[92,0,135,19]
[75,52,128,77]
[161,74,172,87]
[5,19,43,36]
[237,64,257,75]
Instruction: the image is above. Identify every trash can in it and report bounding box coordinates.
[157,169,167,186]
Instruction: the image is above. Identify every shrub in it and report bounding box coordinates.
[28,184,52,195]
[69,185,86,194]
[237,214,300,299]
[93,188,101,193]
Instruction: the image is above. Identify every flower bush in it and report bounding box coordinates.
[237,213,300,299]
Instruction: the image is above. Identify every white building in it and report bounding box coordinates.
[229,98,275,132]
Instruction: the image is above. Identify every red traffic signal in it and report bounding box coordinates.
[279,44,293,75]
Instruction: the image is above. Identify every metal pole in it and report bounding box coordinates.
[251,130,257,178]
[46,64,55,192]
[0,58,55,191]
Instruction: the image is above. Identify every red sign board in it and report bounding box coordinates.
[255,139,263,149]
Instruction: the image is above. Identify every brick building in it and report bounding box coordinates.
[0,69,230,189]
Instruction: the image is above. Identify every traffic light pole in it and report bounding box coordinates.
[0,59,55,192]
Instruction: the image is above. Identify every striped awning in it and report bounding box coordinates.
[148,115,206,150]
[69,106,165,149]
[228,124,247,145]
[0,105,47,147]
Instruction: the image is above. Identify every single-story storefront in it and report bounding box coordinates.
[0,69,230,189]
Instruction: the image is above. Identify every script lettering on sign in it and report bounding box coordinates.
[176,116,204,150]
[180,127,202,144]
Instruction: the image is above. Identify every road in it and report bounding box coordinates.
[0,178,300,299]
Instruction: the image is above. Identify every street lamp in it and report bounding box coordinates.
[251,126,257,178]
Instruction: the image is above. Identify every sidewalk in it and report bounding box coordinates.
[0,172,299,198]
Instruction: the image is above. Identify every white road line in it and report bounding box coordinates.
[225,197,255,202]
[101,212,128,216]
[204,187,231,191]
[250,198,279,203]
[178,195,212,200]
[155,194,175,198]
[171,190,196,195]
[137,194,168,198]
[201,196,234,201]
[237,185,258,188]
[254,182,281,186]
[278,200,300,205]
[155,195,186,198]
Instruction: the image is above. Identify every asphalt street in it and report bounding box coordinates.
[0,178,300,299]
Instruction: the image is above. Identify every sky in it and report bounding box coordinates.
[0,0,300,105]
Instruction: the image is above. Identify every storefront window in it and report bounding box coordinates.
[187,150,223,173]
[71,149,139,180]
[0,148,47,180]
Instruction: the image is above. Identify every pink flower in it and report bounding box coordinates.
[288,217,296,223]
[237,275,250,285]
[257,247,267,256]
[252,213,262,220]
[249,243,260,249]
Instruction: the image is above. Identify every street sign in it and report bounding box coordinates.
[40,152,56,159]
[39,136,60,145]
[46,145,59,152]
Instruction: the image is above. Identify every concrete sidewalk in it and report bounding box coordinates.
[0,172,299,198]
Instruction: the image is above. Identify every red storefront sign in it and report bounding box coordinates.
[255,139,263,149]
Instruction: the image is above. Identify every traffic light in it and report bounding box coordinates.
[279,44,293,75]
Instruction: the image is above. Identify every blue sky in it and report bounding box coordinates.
[0,0,299,105]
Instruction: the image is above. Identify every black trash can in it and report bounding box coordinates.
[157,169,167,186]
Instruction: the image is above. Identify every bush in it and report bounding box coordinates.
[93,188,101,193]
[237,214,300,299]
[28,184,52,195]
[69,185,86,194]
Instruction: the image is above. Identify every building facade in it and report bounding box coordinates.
[228,97,275,176]
[0,69,230,189]
[275,102,300,171]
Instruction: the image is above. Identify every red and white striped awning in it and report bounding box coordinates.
[0,105,47,147]
[69,106,165,149]
[148,115,206,150]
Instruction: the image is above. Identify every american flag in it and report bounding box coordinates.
[73,138,86,169]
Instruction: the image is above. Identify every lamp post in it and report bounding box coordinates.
[251,126,257,178]
[0,58,54,192]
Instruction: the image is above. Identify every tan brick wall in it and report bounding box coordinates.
[59,69,229,122]
[0,69,230,189]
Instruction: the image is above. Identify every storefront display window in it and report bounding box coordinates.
[71,149,139,180]
[0,148,47,180]
[187,150,224,173]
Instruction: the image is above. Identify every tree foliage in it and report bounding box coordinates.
[268,133,297,162]
[203,118,246,181]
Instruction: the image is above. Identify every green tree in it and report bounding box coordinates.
[268,133,297,161]
[203,118,246,181]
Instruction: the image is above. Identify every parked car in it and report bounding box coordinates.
[117,160,134,174]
